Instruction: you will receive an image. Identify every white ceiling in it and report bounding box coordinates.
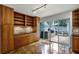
[4,4,79,18]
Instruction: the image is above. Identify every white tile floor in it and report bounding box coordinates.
[41,35,71,54]
[50,35,70,45]
[8,39,72,54]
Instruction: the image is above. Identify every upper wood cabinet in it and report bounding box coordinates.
[14,12,25,26]
[0,5,14,53]
[0,5,14,25]
[0,5,2,25]
[72,9,79,27]
[32,17,40,32]
[14,12,40,33]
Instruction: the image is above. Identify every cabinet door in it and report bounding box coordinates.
[0,25,1,53]
[2,24,14,53]
[2,6,14,25]
[33,17,40,33]
[72,36,79,52]
[27,34,38,43]
[14,36,29,49]
[0,5,3,25]
[0,5,2,53]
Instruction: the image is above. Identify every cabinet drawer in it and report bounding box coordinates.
[72,36,79,52]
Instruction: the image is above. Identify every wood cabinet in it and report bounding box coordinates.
[32,17,40,33]
[72,36,79,53]
[0,5,40,53]
[14,12,25,26]
[0,5,2,54]
[14,15,40,49]
[72,9,79,27]
[14,33,39,49]
[0,5,14,53]
[72,9,79,53]
[14,12,39,32]
[14,35,29,48]
[2,6,14,25]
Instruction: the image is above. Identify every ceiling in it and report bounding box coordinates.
[4,4,79,18]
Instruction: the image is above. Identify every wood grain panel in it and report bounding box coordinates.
[32,17,40,33]
[0,5,3,53]
[2,6,14,25]
[0,25,1,53]
[14,36,28,49]
[0,5,3,25]
[72,9,79,27]
[7,25,14,51]
[14,33,39,49]
[72,9,79,53]
[2,25,8,53]
[0,5,14,53]
[2,24,14,53]
[72,36,79,52]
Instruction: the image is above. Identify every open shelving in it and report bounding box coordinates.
[72,9,79,27]
[14,12,38,32]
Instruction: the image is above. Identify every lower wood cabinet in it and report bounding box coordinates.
[14,36,29,48]
[72,36,79,53]
[2,24,14,53]
[14,33,39,49]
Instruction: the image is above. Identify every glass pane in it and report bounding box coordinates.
[58,19,70,54]
[40,18,70,54]
[58,44,70,54]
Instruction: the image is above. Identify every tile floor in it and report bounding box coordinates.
[8,40,72,54]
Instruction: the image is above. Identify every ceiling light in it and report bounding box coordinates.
[32,4,47,13]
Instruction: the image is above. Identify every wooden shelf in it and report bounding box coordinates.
[72,9,79,27]
[27,16,33,20]
[27,21,33,23]
[14,12,25,19]
[14,12,25,26]
[14,12,39,32]
[14,18,25,22]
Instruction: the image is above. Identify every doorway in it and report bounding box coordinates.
[40,18,70,54]
[40,21,49,40]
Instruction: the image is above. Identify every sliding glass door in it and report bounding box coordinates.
[50,19,70,54]
[40,18,70,54]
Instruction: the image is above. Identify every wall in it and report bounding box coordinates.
[40,11,72,36]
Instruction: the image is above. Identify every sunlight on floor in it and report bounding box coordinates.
[52,43,58,54]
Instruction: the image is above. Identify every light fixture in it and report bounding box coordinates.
[32,4,47,13]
